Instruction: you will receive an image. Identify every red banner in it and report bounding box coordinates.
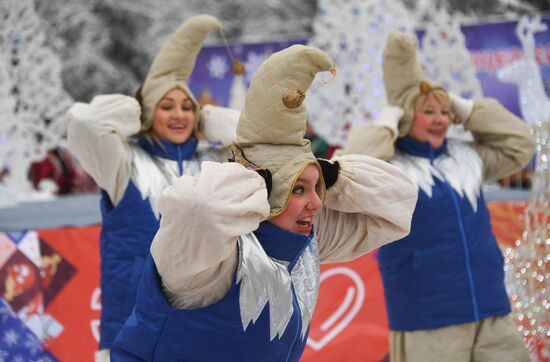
[302,252,389,361]
[39,226,101,362]
[0,201,528,361]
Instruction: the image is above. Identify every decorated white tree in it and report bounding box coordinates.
[419,8,483,99]
[228,74,247,111]
[306,0,488,148]
[0,59,18,206]
[504,120,550,362]
[36,0,139,101]
[0,0,73,206]
[227,49,270,111]
[498,15,550,362]
[497,15,550,127]
[416,7,482,141]
[306,0,416,147]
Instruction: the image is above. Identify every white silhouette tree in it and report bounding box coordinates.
[0,58,18,206]
[498,15,549,362]
[497,15,550,127]
[306,0,416,147]
[228,73,247,111]
[417,7,482,141]
[419,8,483,99]
[0,0,73,206]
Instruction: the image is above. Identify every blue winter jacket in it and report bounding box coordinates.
[110,222,319,362]
[99,137,204,349]
[378,136,511,331]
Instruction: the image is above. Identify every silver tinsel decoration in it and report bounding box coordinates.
[504,119,550,361]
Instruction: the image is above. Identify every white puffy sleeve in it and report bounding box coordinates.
[150,161,270,308]
[67,94,141,205]
[316,154,418,263]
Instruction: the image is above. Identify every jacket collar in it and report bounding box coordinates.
[396,136,447,160]
[137,136,198,161]
[253,221,313,270]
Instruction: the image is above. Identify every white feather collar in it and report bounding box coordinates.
[390,140,483,211]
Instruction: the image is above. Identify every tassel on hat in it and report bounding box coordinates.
[382,32,457,137]
[233,44,336,217]
[140,15,223,132]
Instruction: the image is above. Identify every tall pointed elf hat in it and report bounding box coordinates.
[382,32,458,136]
[140,15,222,132]
[233,44,336,217]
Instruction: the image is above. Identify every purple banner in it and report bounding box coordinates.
[189,39,305,107]
[189,17,550,120]
[462,18,550,118]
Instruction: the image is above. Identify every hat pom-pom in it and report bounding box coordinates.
[282,89,305,109]
[232,61,245,75]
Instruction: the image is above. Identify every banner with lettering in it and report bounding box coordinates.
[0,201,528,361]
[189,17,550,121]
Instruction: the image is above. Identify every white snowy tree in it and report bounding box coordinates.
[306,0,416,147]
[0,58,18,206]
[497,15,550,127]
[499,15,549,362]
[228,74,247,111]
[0,0,73,206]
[417,7,482,141]
[419,8,483,99]
[35,0,140,101]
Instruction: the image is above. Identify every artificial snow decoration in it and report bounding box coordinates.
[500,15,550,362]
[504,119,550,362]
[0,0,73,207]
[307,0,416,147]
[497,15,550,127]
[418,7,482,141]
[0,58,18,207]
[228,74,247,111]
[207,54,230,79]
[419,7,483,99]
[307,0,486,147]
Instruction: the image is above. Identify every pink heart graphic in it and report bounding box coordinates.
[90,287,101,342]
[306,267,365,351]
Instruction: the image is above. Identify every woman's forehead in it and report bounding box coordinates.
[163,88,191,101]
[297,164,320,183]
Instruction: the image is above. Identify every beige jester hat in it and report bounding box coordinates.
[382,32,458,137]
[140,15,222,132]
[233,44,336,217]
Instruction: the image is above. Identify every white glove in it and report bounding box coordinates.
[67,94,141,137]
[153,161,270,279]
[200,105,240,148]
[372,106,404,141]
[159,161,270,233]
[449,93,474,124]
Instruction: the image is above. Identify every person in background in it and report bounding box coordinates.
[28,147,98,194]
[305,121,331,159]
[67,15,240,362]
[28,147,78,194]
[110,44,418,361]
[338,32,535,362]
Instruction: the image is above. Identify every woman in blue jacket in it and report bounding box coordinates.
[339,32,535,362]
[67,15,240,361]
[110,44,418,361]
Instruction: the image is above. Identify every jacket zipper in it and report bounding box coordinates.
[285,287,302,362]
[431,147,480,321]
[176,145,183,176]
[285,237,313,361]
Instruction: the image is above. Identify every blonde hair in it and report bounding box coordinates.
[414,88,451,111]
[414,88,462,125]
